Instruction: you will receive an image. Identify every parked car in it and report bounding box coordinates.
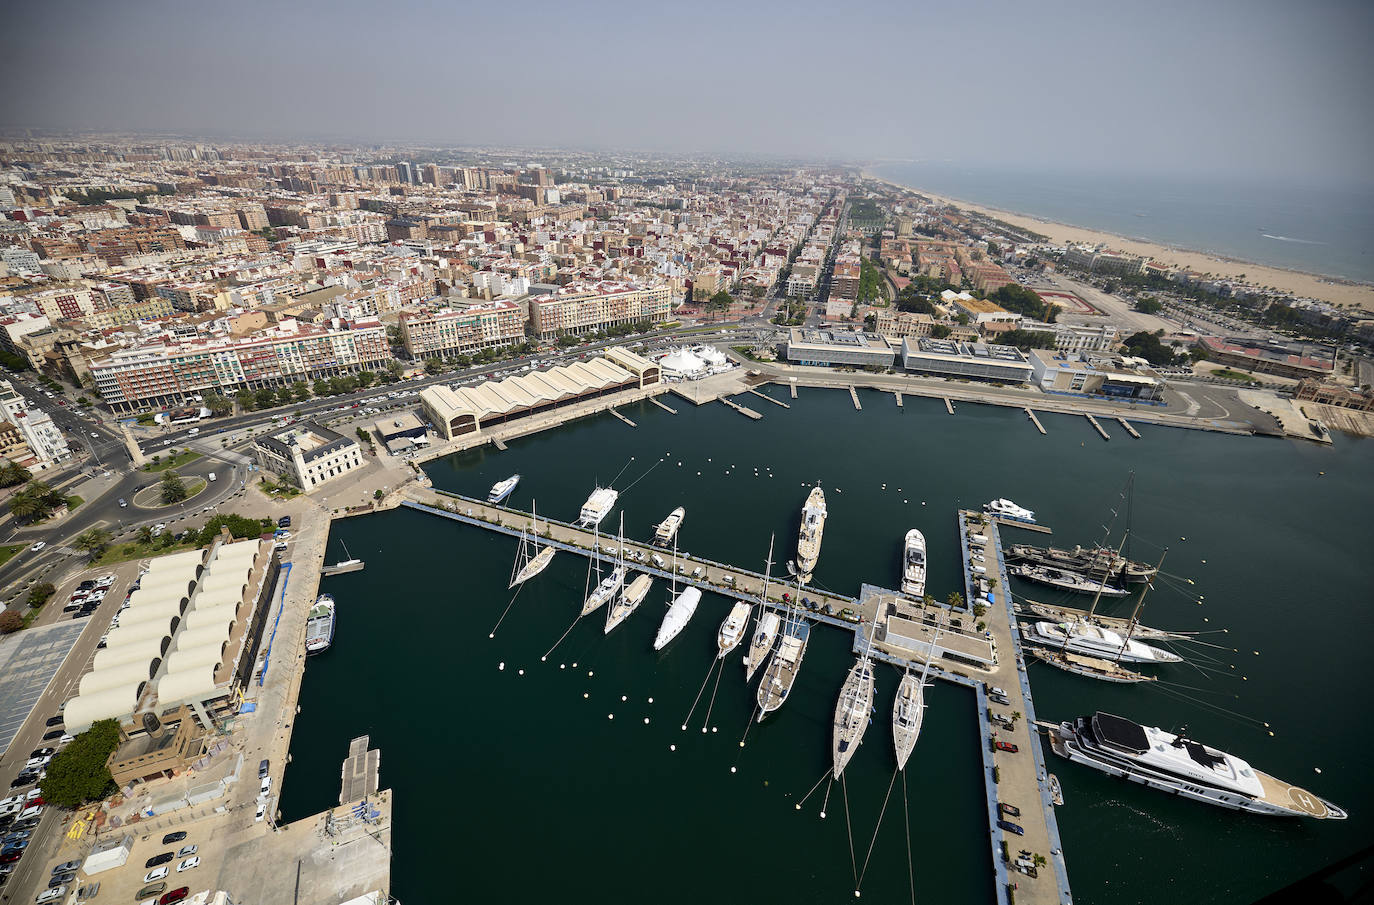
[176,845,196,858]
[51,860,81,874]
[44,716,63,728]
[176,856,199,872]
[997,819,1025,836]
[254,802,266,822]
[258,760,269,778]
[999,803,1021,818]
[49,871,76,887]
[135,883,167,900]
[144,852,174,869]
[161,832,187,845]
[143,866,170,882]
[35,887,65,903]
[159,887,190,905]
[30,542,45,552]
[259,776,272,796]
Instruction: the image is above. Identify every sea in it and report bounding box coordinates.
[279,388,1374,904]
[872,163,1374,286]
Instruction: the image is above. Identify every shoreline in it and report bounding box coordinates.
[861,169,1374,310]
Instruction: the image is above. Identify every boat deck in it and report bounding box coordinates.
[1254,769,1335,818]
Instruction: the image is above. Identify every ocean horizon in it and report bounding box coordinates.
[873,163,1374,286]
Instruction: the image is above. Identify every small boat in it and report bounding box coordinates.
[901,528,926,598]
[1048,774,1063,806]
[985,498,1035,522]
[487,474,520,504]
[744,613,781,682]
[653,587,701,650]
[509,501,556,588]
[832,654,876,779]
[653,507,685,547]
[305,594,336,655]
[717,601,751,659]
[605,573,652,634]
[579,486,618,528]
[1010,564,1130,597]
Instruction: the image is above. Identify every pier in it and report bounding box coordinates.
[1117,416,1141,438]
[748,387,790,408]
[895,390,903,408]
[720,397,763,420]
[945,397,956,415]
[789,380,798,399]
[1026,408,1046,434]
[1085,414,1110,440]
[320,559,365,576]
[648,396,678,415]
[849,386,862,410]
[610,408,637,428]
[492,438,508,450]
[404,489,1072,905]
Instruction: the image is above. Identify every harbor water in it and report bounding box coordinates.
[280,386,1374,904]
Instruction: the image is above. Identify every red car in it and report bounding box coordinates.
[159,889,190,905]
[994,740,1019,754]
[0,850,21,863]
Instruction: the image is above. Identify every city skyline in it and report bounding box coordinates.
[3,0,1372,186]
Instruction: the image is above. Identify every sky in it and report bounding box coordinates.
[3,0,1371,185]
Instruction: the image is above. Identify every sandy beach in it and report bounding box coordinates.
[865,174,1374,311]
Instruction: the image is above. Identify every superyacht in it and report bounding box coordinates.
[793,485,827,584]
[487,474,520,504]
[901,529,927,598]
[653,507,685,547]
[579,486,619,528]
[305,594,336,655]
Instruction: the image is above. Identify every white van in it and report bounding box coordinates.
[208,472,217,482]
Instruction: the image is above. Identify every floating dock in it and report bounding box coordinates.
[748,387,790,408]
[895,391,903,408]
[849,387,862,410]
[721,397,763,420]
[789,381,798,399]
[320,560,365,576]
[1117,416,1140,439]
[492,438,508,451]
[648,397,678,415]
[1026,408,1046,434]
[610,408,637,428]
[945,397,956,415]
[340,735,381,805]
[1085,414,1110,440]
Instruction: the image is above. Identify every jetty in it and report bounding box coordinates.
[720,397,763,420]
[789,381,798,399]
[748,387,790,408]
[895,391,903,408]
[492,438,508,451]
[403,489,1072,905]
[610,408,637,428]
[649,396,678,415]
[945,397,956,415]
[849,386,862,410]
[320,559,364,576]
[1117,416,1141,438]
[1085,414,1110,440]
[1026,408,1046,434]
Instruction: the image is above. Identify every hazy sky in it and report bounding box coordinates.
[4,0,1371,184]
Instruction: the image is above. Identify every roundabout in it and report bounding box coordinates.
[131,476,208,510]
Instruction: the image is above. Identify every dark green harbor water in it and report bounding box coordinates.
[279,386,1374,904]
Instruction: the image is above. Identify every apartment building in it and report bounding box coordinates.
[398,300,525,359]
[528,282,672,340]
[0,379,70,468]
[90,319,390,412]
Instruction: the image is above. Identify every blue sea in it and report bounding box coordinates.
[873,163,1374,285]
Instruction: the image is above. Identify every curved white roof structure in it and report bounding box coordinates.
[78,660,156,697]
[173,624,232,653]
[91,637,168,672]
[182,606,236,635]
[64,682,145,733]
[190,586,241,613]
[156,666,220,710]
[105,618,177,647]
[659,347,705,377]
[163,642,225,676]
[118,599,186,628]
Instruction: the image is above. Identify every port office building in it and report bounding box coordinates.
[420,346,659,440]
[899,337,1033,383]
[253,421,364,492]
[785,328,895,368]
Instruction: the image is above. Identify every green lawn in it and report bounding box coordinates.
[65,495,83,512]
[0,544,21,568]
[142,450,201,472]
[1211,368,1259,383]
[95,539,200,567]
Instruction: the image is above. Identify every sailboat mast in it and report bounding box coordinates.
[1114,548,1168,664]
[1056,529,1130,655]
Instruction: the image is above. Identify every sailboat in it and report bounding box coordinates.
[756,581,810,721]
[509,501,556,588]
[832,631,876,779]
[653,535,700,650]
[742,537,779,677]
[606,528,652,635]
[581,515,626,617]
[893,618,942,770]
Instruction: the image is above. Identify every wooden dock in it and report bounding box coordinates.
[609,408,637,427]
[849,387,862,410]
[945,397,955,415]
[990,515,1053,534]
[747,388,789,408]
[1085,414,1110,440]
[1025,408,1046,434]
[789,381,798,399]
[895,391,903,408]
[320,560,364,576]
[339,735,381,805]
[492,438,508,451]
[1117,416,1140,438]
[720,397,762,420]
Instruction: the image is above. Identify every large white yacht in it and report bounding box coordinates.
[756,614,809,720]
[1048,712,1347,819]
[985,498,1035,522]
[653,587,701,650]
[901,529,926,598]
[487,474,520,504]
[653,507,685,546]
[831,656,875,779]
[794,485,827,584]
[1021,621,1181,664]
[579,487,619,528]
[717,601,751,659]
[581,565,625,618]
[891,671,923,771]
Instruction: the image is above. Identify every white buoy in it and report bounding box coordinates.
[648,697,654,704]
[670,745,676,751]
[820,811,827,819]
[1315,767,1322,773]
[572,662,578,668]
[518,669,524,676]
[540,656,546,662]
[701,727,707,734]
[681,724,687,731]
[644,718,650,724]
[560,664,566,669]
[621,695,628,702]
[583,693,589,698]
[712,727,718,733]
[731,766,737,774]
[488,633,494,639]
[795,804,801,810]
[608,713,614,720]
[589,670,594,677]
[499,662,505,670]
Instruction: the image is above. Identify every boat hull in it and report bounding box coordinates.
[892,673,924,771]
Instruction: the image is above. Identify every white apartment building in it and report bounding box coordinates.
[0,379,71,468]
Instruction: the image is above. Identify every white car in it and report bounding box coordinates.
[95,575,115,588]
[30,542,46,552]
[254,802,266,822]
[177,844,197,857]
[259,776,272,796]
[143,866,169,882]
[177,856,200,872]
[36,888,66,904]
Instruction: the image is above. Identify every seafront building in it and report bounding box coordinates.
[0,377,71,468]
[253,420,365,491]
[528,282,673,340]
[785,328,895,369]
[899,337,1033,383]
[1028,350,1164,401]
[398,299,525,359]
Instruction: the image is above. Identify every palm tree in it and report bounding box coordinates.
[946,591,965,609]
[137,525,153,544]
[74,528,111,559]
[8,488,41,520]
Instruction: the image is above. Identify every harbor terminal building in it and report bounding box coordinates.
[785,329,895,368]
[1028,350,1165,401]
[420,346,659,440]
[253,420,364,492]
[899,337,1033,383]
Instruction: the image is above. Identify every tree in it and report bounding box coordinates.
[1121,330,1181,367]
[234,388,254,411]
[1134,296,1163,315]
[74,528,112,559]
[137,525,153,544]
[194,512,274,545]
[424,358,444,374]
[293,381,311,401]
[946,591,964,609]
[356,371,376,388]
[0,459,31,487]
[996,330,1057,351]
[313,379,332,397]
[39,719,120,808]
[373,489,384,500]
[27,582,55,608]
[9,482,58,522]
[161,470,187,504]
[356,427,371,444]
[254,387,277,410]
[386,360,404,380]
[275,386,296,406]
[203,392,233,416]
[707,290,734,320]
[931,324,953,339]
[0,610,22,634]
